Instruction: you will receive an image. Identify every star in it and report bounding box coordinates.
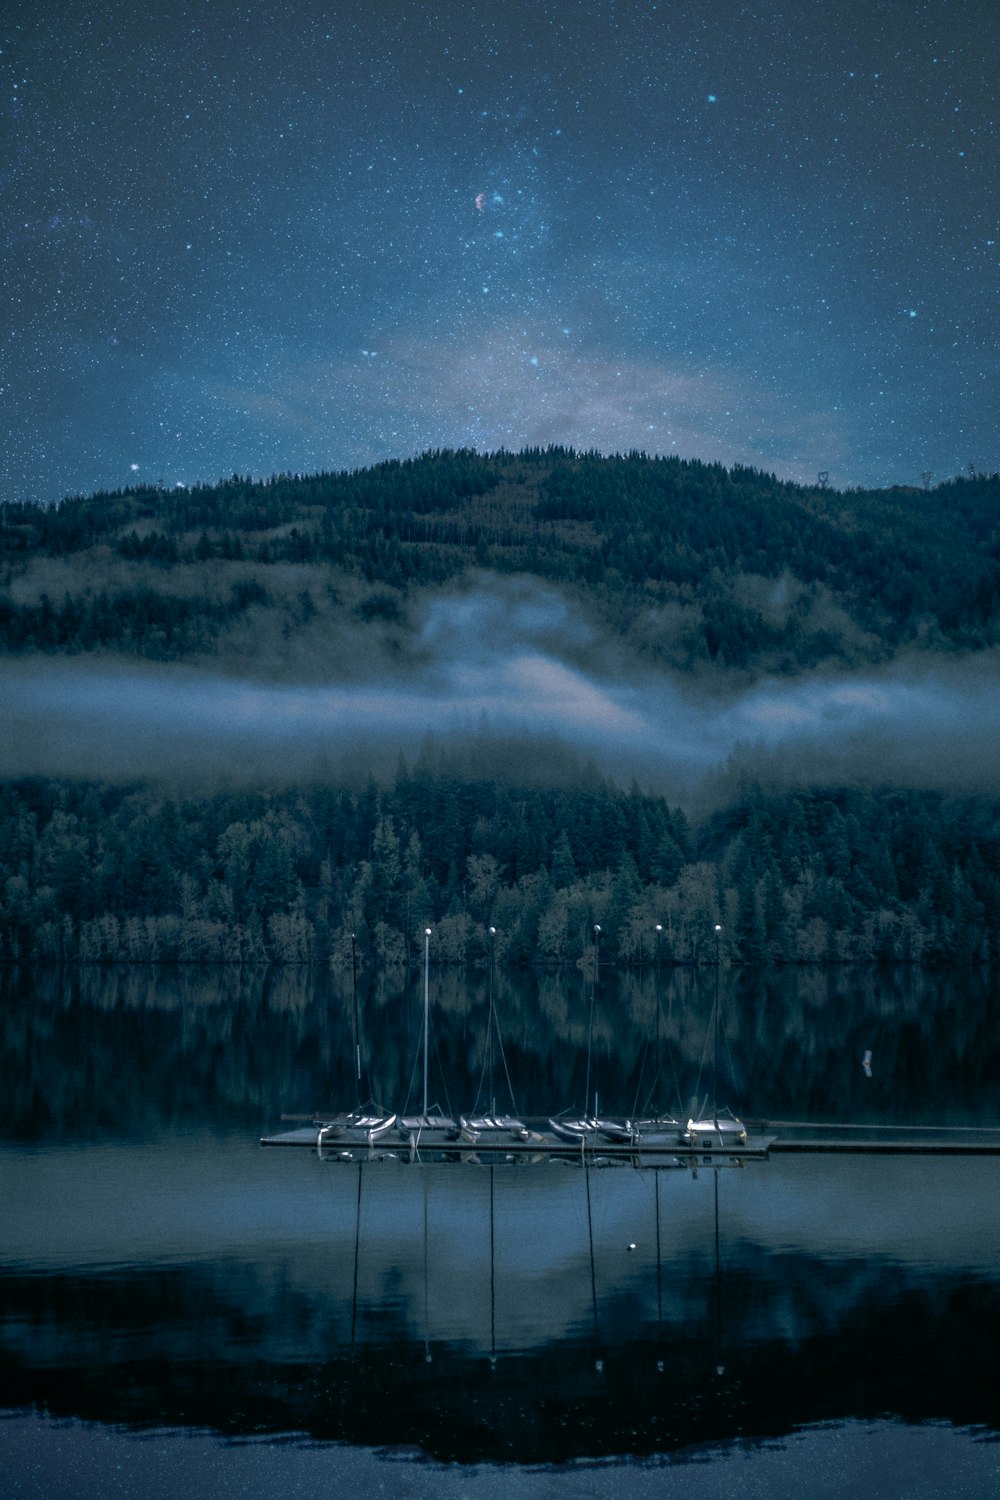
[0,1,994,500]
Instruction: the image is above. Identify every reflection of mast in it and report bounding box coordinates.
[489,1163,496,1368]
[714,1166,724,1377]
[351,1159,362,1350]
[585,1164,602,1370]
[654,1169,664,1372]
[423,1170,432,1364]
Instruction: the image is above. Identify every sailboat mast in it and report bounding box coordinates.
[713,923,722,1131]
[586,925,600,1118]
[422,927,431,1118]
[654,923,663,1114]
[351,931,361,1105]
[488,924,497,1116]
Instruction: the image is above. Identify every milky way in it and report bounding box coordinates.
[1,0,997,503]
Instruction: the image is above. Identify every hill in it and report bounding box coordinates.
[2,449,999,967]
[2,448,999,677]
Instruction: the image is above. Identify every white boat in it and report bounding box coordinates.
[549,1114,641,1147]
[398,1112,458,1144]
[460,1114,543,1146]
[631,1115,682,1147]
[316,1110,398,1147]
[549,1115,598,1143]
[595,1117,640,1146]
[682,1109,748,1147]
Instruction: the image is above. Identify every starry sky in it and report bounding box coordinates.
[2,0,997,504]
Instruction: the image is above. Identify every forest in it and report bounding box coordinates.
[1,761,998,969]
[2,448,999,967]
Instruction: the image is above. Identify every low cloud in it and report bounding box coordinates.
[3,579,999,794]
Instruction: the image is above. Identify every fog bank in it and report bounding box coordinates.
[3,636,998,795]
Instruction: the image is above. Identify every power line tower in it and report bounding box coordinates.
[817,470,829,490]
[921,471,932,490]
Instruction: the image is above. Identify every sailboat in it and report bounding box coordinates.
[459,928,544,1148]
[682,925,748,1148]
[548,1104,641,1147]
[396,930,460,1147]
[269,920,769,1162]
[314,933,397,1150]
[548,925,642,1148]
[316,1111,398,1150]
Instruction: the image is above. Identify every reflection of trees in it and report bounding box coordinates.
[2,1231,999,1463]
[1,965,998,1138]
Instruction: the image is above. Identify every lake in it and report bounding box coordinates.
[2,962,999,1498]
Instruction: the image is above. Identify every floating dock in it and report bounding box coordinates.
[260,1116,1000,1160]
[262,1114,770,1163]
[761,1120,1000,1156]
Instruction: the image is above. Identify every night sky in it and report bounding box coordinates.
[3,0,997,505]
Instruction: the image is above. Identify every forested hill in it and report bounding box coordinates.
[2,449,999,675]
[3,449,1000,967]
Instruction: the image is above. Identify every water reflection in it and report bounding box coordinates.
[2,962,998,1138]
[4,1131,1000,1461]
[2,965,999,1466]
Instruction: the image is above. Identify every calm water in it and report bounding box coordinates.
[2,963,1000,1498]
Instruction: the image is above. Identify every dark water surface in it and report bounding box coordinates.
[2,964,999,1498]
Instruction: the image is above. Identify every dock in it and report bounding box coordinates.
[759,1120,1000,1156]
[260,1116,1000,1161]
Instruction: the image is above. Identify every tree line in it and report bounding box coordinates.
[1,771,997,967]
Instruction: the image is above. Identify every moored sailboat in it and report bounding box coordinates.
[681,924,749,1148]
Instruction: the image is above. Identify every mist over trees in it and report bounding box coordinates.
[2,447,999,967]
